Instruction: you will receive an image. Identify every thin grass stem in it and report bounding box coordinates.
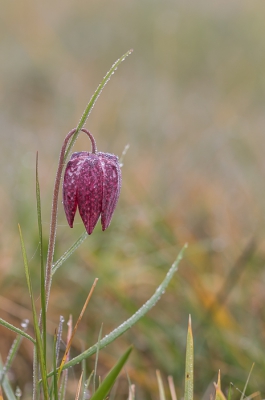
[36,153,47,366]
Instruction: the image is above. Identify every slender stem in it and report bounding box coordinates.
[65,128,97,157]
[36,152,47,367]
[45,128,97,310]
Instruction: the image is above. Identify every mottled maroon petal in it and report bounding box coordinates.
[63,147,121,234]
[98,152,121,231]
[70,151,88,159]
[77,155,104,235]
[63,153,88,227]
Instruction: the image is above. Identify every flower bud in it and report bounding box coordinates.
[63,151,121,234]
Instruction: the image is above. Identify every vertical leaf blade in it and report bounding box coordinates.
[18,224,48,400]
[36,153,47,363]
[156,370,166,400]
[89,346,133,400]
[52,331,59,400]
[240,363,255,400]
[184,315,194,400]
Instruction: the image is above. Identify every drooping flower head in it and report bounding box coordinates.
[63,130,121,235]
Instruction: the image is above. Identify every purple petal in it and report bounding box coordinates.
[98,153,121,231]
[77,154,103,235]
[63,152,88,228]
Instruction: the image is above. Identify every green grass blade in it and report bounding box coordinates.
[18,224,49,400]
[184,315,194,400]
[48,245,186,376]
[156,370,166,400]
[53,331,59,400]
[32,348,38,400]
[36,153,47,363]
[240,363,254,400]
[227,383,233,400]
[0,318,35,344]
[89,346,132,400]
[58,316,71,400]
[64,49,133,162]
[0,356,16,400]
[56,316,64,365]
[52,231,88,275]
[93,324,103,393]
[80,358,86,400]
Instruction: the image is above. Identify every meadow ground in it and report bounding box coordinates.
[0,1,265,398]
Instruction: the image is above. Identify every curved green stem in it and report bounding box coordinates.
[0,318,35,344]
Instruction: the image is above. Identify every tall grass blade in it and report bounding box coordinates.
[93,324,103,393]
[108,379,118,400]
[89,346,133,400]
[18,224,48,400]
[184,315,193,400]
[56,316,64,365]
[53,245,186,374]
[32,348,38,400]
[53,331,59,400]
[59,316,72,400]
[227,383,233,400]
[168,376,177,400]
[217,370,221,389]
[156,370,166,400]
[75,372,84,400]
[240,363,255,400]
[59,374,67,400]
[80,358,86,400]
[64,49,133,162]
[36,153,47,363]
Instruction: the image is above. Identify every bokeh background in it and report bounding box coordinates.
[1,0,265,398]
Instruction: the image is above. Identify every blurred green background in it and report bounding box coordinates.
[1,0,265,398]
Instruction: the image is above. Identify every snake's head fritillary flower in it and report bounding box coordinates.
[63,150,121,235]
